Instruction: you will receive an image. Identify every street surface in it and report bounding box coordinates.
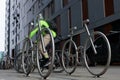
[0,66,120,80]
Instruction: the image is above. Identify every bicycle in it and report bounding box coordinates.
[77,19,111,77]
[1,55,13,69]
[14,53,24,73]
[22,13,55,79]
[61,26,78,75]
[62,19,111,77]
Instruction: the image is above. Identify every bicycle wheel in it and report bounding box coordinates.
[22,38,33,76]
[53,50,64,73]
[36,28,55,79]
[14,53,24,73]
[62,40,78,75]
[84,31,111,77]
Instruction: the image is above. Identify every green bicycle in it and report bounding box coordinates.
[22,14,55,79]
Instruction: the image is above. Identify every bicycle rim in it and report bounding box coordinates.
[62,40,78,75]
[22,38,33,76]
[84,31,111,77]
[37,28,55,79]
[14,53,24,73]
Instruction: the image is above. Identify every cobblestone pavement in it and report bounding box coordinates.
[0,66,120,80]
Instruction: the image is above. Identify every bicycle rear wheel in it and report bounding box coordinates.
[84,31,111,77]
[36,28,55,79]
[22,38,33,76]
[14,53,24,73]
[62,40,78,75]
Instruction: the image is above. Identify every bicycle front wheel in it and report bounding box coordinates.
[84,31,111,77]
[62,40,78,75]
[22,38,33,76]
[37,28,55,79]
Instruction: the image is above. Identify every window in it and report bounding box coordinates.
[12,39,14,45]
[16,0,17,4]
[12,30,15,35]
[12,21,15,27]
[12,5,15,10]
[18,23,20,29]
[17,34,20,41]
[17,2,20,9]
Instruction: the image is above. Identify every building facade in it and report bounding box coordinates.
[5,0,120,59]
[5,0,10,56]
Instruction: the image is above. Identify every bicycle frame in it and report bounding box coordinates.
[68,27,77,54]
[83,22,97,54]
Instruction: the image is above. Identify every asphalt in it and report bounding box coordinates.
[0,66,120,80]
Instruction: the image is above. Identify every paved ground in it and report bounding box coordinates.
[0,66,120,80]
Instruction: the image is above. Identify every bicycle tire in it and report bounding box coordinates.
[14,53,24,73]
[36,27,55,79]
[62,40,78,75]
[84,31,111,77]
[22,38,33,76]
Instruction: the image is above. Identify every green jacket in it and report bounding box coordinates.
[29,20,57,39]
